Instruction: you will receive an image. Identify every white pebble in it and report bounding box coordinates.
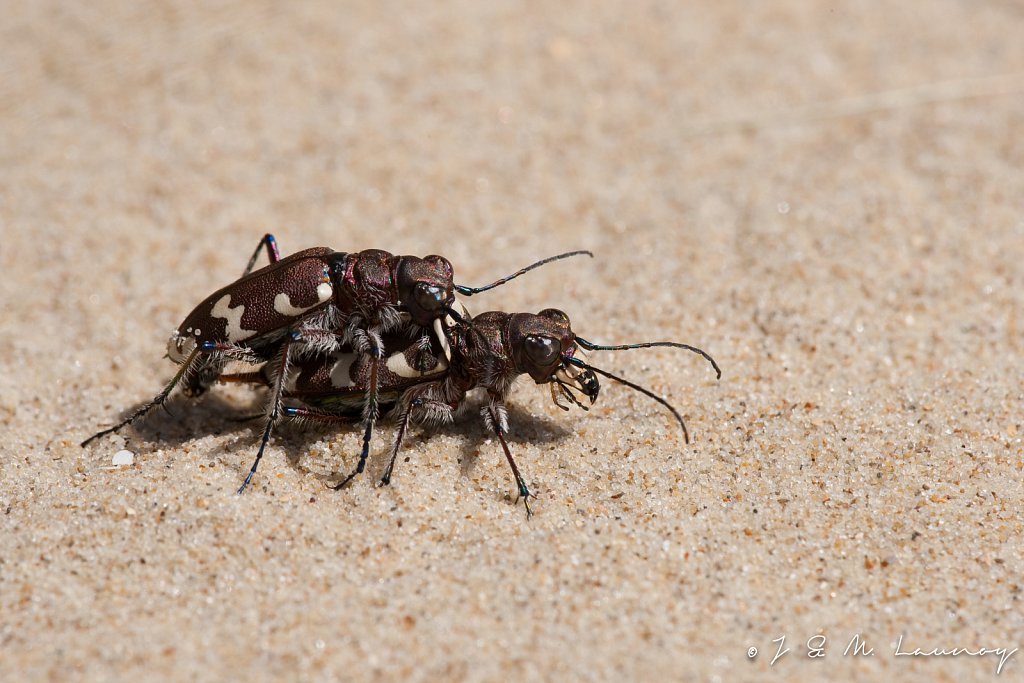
[112,450,135,466]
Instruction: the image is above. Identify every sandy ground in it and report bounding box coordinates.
[2,1,1023,681]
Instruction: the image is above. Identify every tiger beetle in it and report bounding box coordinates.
[237,307,721,516]
[81,234,592,494]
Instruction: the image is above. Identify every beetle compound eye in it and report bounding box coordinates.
[524,335,560,367]
[414,283,447,313]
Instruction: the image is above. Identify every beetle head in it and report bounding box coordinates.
[508,309,723,443]
[508,309,600,405]
[397,255,456,327]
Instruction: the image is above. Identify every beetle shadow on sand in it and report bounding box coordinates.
[388,396,575,482]
[95,389,328,484]
[100,391,270,449]
[267,394,574,487]
[93,388,575,490]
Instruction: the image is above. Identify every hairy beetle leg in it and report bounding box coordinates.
[237,339,293,494]
[381,392,460,486]
[279,405,359,424]
[484,403,533,518]
[80,348,202,447]
[379,405,415,487]
[380,395,425,486]
[218,371,266,385]
[329,343,386,491]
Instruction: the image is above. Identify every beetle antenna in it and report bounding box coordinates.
[574,336,721,380]
[454,250,594,296]
[566,356,691,443]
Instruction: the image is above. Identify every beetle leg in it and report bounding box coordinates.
[482,400,533,518]
[329,332,386,491]
[195,341,265,365]
[241,233,281,276]
[379,400,416,487]
[292,329,343,356]
[379,386,458,486]
[80,348,202,447]
[217,371,267,385]
[290,313,344,357]
[237,339,293,494]
[411,333,435,374]
[279,405,360,425]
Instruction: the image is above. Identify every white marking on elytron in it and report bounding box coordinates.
[211,294,257,343]
[193,328,201,336]
[273,292,315,317]
[329,354,356,388]
[387,350,447,378]
[270,283,330,317]
[433,317,452,362]
[316,282,333,302]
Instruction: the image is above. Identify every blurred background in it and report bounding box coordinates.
[2,2,1023,681]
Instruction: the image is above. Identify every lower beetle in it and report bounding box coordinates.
[244,308,721,515]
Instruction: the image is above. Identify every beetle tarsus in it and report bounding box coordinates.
[485,403,534,518]
[238,417,275,494]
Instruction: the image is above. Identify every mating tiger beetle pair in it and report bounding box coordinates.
[82,234,721,516]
